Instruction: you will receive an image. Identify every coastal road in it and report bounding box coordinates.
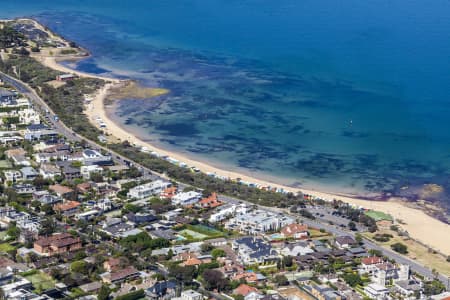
[2,71,449,290]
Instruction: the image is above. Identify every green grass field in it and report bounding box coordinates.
[364,210,393,222]
[0,160,12,169]
[178,224,224,241]
[179,229,208,240]
[0,242,15,252]
[24,272,55,291]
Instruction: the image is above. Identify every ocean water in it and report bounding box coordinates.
[2,1,450,205]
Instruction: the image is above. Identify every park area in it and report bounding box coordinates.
[178,224,224,241]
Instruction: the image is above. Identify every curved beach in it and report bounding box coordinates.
[74,78,450,256]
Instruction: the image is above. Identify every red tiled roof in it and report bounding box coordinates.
[233,284,259,296]
[233,272,258,283]
[49,184,74,195]
[109,266,139,282]
[54,200,80,212]
[280,223,308,237]
[361,256,383,265]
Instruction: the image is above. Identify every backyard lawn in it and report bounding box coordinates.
[24,272,56,291]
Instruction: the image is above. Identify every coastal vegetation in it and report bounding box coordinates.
[0,54,104,141]
[0,43,305,208]
[0,25,27,49]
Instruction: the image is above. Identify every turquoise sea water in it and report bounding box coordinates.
[2,1,450,206]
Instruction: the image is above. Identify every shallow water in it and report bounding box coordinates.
[2,1,450,206]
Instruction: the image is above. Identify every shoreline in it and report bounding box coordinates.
[30,21,450,256]
[83,81,450,256]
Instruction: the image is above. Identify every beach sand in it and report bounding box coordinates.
[80,81,450,256]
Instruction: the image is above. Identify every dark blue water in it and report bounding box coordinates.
[2,1,450,204]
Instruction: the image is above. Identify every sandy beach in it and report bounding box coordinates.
[78,80,450,256]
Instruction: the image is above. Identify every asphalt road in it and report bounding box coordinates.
[1,71,449,290]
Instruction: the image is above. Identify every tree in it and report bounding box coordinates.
[168,265,196,283]
[343,273,362,287]
[211,248,226,259]
[273,274,289,286]
[423,280,446,296]
[6,224,20,240]
[391,242,408,254]
[283,255,293,268]
[202,269,229,292]
[348,221,357,231]
[97,284,111,300]
[70,260,88,274]
[201,243,214,254]
[355,233,363,244]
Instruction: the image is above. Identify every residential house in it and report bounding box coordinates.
[209,204,237,223]
[100,218,142,238]
[145,280,177,299]
[20,166,38,181]
[5,148,30,166]
[172,191,202,206]
[364,283,389,300]
[127,180,171,199]
[49,184,75,199]
[82,149,113,166]
[303,284,343,300]
[39,163,61,179]
[34,233,82,256]
[34,150,70,163]
[197,192,222,209]
[101,266,140,284]
[171,289,203,300]
[13,183,35,194]
[56,161,81,180]
[3,170,22,184]
[234,284,259,298]
[18,108,40,125]
[394,279,422,297]
[125,212,157,225]
[335,236,357,249]
[228,209,294,234]
[53,200,81,216]
[280,223,309,239]
[279,241,314,257]
[160,186,177,199]
[81,165,103,179]
[233,236,278,265]
[372,263,409,286]
[104,257,124,272]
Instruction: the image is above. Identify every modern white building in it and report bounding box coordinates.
[171,289,203,300]
[171,191,202,206]
[127,180,171,199]
[18,108,40,125]
[364,283,389,300]
[209,204,237,223]
[81,165,103,179]
[227,209,294,234]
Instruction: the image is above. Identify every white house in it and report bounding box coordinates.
[279,242,314,257]
[171,191,202,206]
[171,289,203,300]
[18,108,40,125]
[39,163,62,180]
[127,180,171,200]
[3,170,23,184]
[81,165,103,179]
[364,283,389,300]
[209,204,237,223]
